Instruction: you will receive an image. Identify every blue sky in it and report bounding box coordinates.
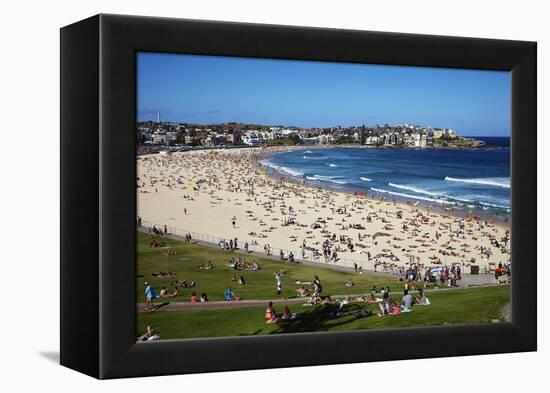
[137,52,510,136]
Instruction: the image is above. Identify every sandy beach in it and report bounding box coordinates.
[137,147,511,273]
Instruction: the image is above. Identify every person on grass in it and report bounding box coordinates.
[144,282,156,311]
[313,275,323,296]
[275,272,283,296]
[224,287,236,301]
[265,301,279,323]
[415,288,430,305]
[137,325,159,341]
[281,305,296,320]
[401,289,413,311]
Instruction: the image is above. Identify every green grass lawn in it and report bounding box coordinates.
[137,231,401,303]
[137,285,510,340]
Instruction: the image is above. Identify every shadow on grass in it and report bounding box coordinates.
[270,303,373,334]
[152,302,170,311]
[239,329,264,336]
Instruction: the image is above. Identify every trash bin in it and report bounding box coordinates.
[470,265,479,275]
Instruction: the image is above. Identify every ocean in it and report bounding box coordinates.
[260,137,510,216]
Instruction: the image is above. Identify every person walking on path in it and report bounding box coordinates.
[275,272,283,297]
[145,282,157,311]
[313,275,323,297]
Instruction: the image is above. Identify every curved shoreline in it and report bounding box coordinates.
[256,147,511,227]
[137,147,511,273]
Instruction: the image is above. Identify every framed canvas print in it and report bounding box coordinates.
[60,14,537,379]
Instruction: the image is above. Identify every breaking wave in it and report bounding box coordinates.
[306,174,349,185]
[259,160,303,177]
[388,182,442,197]
[444,176,510,189]
[370,187,455,205]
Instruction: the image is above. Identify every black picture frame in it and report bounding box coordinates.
[60,14,537,379]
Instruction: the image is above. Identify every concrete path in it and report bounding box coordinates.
[138,228,504,313]
[138,283,509,312]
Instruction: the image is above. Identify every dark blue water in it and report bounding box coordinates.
[475,136,510,148]
[261,138,510,215]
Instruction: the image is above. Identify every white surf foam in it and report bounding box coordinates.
[306,174,348,185]
[388,182,442,197]
[478,201,510,210]
[259,160,303,177]
[444,176,510,189]
[370,187,455,205]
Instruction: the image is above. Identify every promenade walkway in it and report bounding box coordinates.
[137,282,508,312]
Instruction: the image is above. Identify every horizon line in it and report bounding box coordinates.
[137,118,508,136]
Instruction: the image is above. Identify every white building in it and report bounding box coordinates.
[364,136,379,145]
[445,129,457,139]
[152,132,168,145]
[242,132,261,146]
[413,133,421,147]
[420,134,427,148]
[318,134,334,145]
[432,130,444,139]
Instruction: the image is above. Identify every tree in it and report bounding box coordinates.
[288,134,301,145]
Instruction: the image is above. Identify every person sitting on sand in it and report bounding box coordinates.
[265,301,279,323]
